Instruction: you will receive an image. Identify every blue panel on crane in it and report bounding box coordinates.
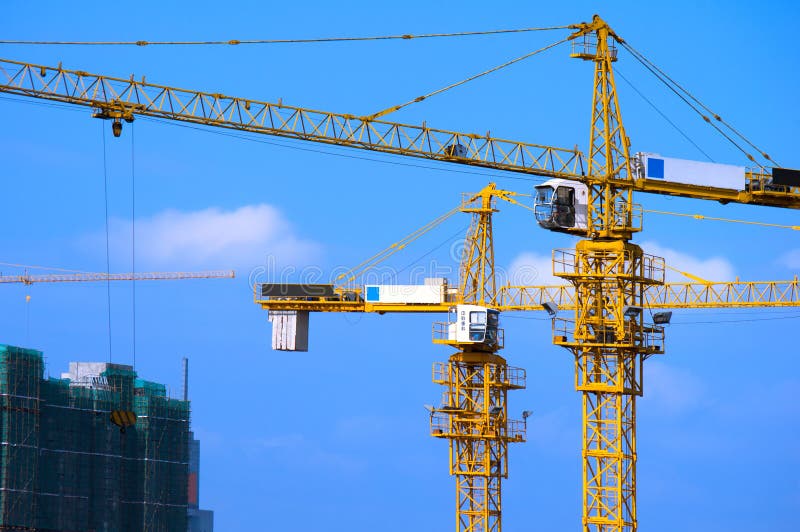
[647,158,665,179]
[366,286,380,302]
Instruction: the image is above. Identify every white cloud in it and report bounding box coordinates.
[97,204,320,269]
[778,249,800,269]
[640,240,735,282]
[505,251,567,286]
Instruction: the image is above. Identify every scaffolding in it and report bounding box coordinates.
[0,344,190,532]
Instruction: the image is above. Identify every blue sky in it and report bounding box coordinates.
[1,1,798,530]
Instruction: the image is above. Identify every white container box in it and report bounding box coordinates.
[637,152,744,190]
[364,284,444,304]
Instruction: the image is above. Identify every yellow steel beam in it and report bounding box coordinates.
[254,279,800,312]
[499,279,800,310]
[1,58,797,209]
[0,58,583,180]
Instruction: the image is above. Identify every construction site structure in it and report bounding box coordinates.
[0,344,190,531]
[255,183,800,532]
[430,305,526,532]
[425,187,527,532]
[2,15,799,531]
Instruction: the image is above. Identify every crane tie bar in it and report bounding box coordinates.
[0,26,572,46]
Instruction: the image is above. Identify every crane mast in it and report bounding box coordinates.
[2,16,799,531]
[430,186,525,532]
[565,15,663,530]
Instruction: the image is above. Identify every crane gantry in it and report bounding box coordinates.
[1,13,798,532]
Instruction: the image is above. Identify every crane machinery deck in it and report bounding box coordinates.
[1,13,798,532]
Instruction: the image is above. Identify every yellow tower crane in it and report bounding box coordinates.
[255,182,799,532]
[429,185,525,532]
[0,269,235,285]
[1,15,798,531]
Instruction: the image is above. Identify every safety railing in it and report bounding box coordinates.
[432,321,453,344]
[501,366,526,389]
[460,191,497,212]
[507,419,527,442]
[430,412,450,437]
[552,317,575,345]
[432,323,505,349]
[638,324,665,353]
[570,35,618,61]
[746,167,800,196]
[432,362,449,384]
[551,248,664,284]
[552,316,664,353]
[612,201,643,233]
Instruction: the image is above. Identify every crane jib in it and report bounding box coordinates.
[1,57,797,209]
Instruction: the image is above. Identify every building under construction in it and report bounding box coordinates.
[0,344,190,531]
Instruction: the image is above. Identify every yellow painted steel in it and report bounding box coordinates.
[3,17,800,532]
[564,16,649,530]
[0,58,797,209]
[458,187,498,305]
[554,240,664,531]
[256,279,800,312]
[430,184,528,532]
[109,409,137,430]
[457,184,524,305]
[430,352,526,532]
[254,171,799,532]
[642,279,800,309]
[0,58,583,179]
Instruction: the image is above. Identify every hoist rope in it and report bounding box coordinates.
[619,41,779,168]
[0,26,572,46]
[101,124,113,362]
[130,123,137,369]
[367,37,570,120]
[614,67,714,163]
[25,292,31,344]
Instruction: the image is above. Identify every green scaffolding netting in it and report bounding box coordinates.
[0,344,190,532]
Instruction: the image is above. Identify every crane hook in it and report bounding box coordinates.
[111,117,123,138]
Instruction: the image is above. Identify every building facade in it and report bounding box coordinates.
[0,344,190,531]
